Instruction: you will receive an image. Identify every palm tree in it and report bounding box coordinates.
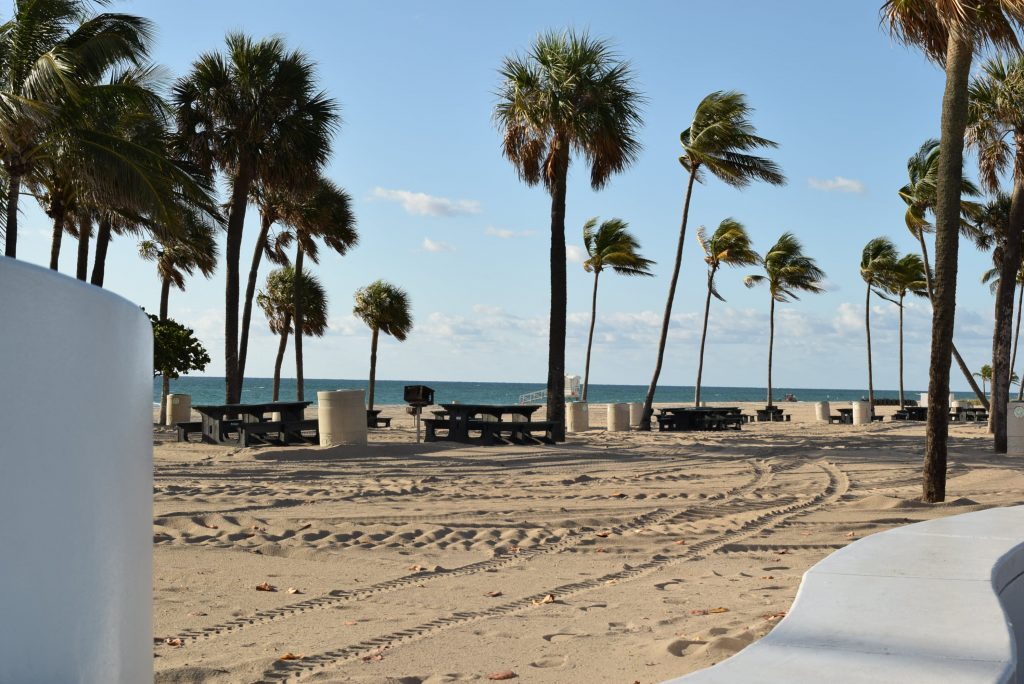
[968,55,1024,451]
[494,30,643,441]
[883,254,929,408]
[861,238,899,415]
[975,364,993,396]
[0,0,155,258]
[174,33,339,403]
[257,267,328,402]
[638,91,785,429]
[882,0,1024,503]
[744,233,825,407]
[353,281,413,411]
[983,261,1024,401]
[899,139,991,408]
[694,219,760,406]
[580,217,654,401]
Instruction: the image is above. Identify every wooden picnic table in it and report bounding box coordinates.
[656,406,743,431]
[836,407,854,424]
[190,401,315,446]
[425,404,553,445]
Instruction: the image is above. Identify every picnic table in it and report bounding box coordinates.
[656,406,743,431]
[836,407,854,424]
[181,401,316,446]
[756,405,790,422]
[893,406,928,421]
[952,406,989,423]
[424,404,554,445]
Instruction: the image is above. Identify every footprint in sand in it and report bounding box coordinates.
[542,631,588,643]
[530,655,568,669]
[654,579,685,591]
[665,639,705,657]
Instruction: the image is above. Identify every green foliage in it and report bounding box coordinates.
[150,314,210,379]
[886,253,929,299]
[697,218,760,301]
[582,217,654,277]
[898,139,986,246]
[745,232,826,302]
[861,237,900,288]
[256,266,329,337]
[353,280,413,341]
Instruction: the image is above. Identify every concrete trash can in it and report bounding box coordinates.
[919,392,929,408]
[318,389,367,446]
[851,400,871,425]
[566,402,589,432]
[607,403,629,432]
[165,393,191,426]
[814,401,830,423]
[1008,401,1024,456]
[628,401,644,427]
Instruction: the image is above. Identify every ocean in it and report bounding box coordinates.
[154,376,932,406]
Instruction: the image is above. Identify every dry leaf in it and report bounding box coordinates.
[279,652,303,661]
[487,671,517,681]
[297,523,312,531]
[532,594,555,605]
[595,531,611,538]
[485,591,503,597]
[186,611,207,617]
[845,531,856,537]
[509,546,521,554]
[709,607,729,614]
[408,564,426,573]
[344,620,358,626]
[763,611,787,621]
[761,575,774,580]
[674,539,687,545]
[255,582,276,592]
[361,654,384,662]
[287,587,301,594]
[204,523,218,529]
[690,609,708,616]
[252,525,267,533]
[612,492,627,498]
[164,637,183,647]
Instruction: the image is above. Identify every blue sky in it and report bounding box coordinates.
[12,1,1006,391]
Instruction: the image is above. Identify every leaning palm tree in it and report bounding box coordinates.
[861,237,899,415]
[353,281,413,411]
[744,233,825,407]
[883,254,929,408]
[968,55,1024,450]
[256,267,328,402]
[694,219,760,406]
[174,33,339,403]
[494,30,643,441]
[580,217,654,401]
[639,91,785,429]
[882,0,1024,503]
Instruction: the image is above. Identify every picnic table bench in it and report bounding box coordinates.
[656,407,744,431]
[184,401,316,446]
[424,404,554,445]
[756,406,791,422]
[366,409,392,429]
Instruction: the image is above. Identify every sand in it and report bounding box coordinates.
[151,402,1024,683]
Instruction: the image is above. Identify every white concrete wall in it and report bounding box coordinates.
[666,505,1024,683]
[0,259,153,682]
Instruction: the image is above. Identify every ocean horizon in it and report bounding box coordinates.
[154,376,943,407]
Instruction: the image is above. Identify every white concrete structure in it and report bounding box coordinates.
[317,389,367,446]
[566,402,589,432]
[1008,401,1024,456]
[165,392,191,426]
[814,401,830,422]
[629,401,644,427]
[607,403,629,432]
[666,505,1024,683]
[851,400,870,425]
[919,392,929,408]
[0,259,152,682]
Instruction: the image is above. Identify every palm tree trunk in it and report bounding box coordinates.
[866,282,875,415]
[1015,283,1024,401]
[293,244,306,401]
[48,209,64,270]
[990,170,1024,450]
[224,168,253,404]
[368,327,379,410]
[694,267,716,406]
[917,230,989,409]
[546,143,570,441]
[272,315,292,402]
[767,296,776,406]
[4,173,21,258]
[899,296,906,410]
[159,374,171,426]
[582,270,600,402]
[159,278,171,322]
[90,217,112,287]
[238,211,272,383]
[75,217,90,281]
[923,31,972,504]
[640,166,699,429]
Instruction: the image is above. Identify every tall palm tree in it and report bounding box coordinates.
[257,266,328,402]
[580,217,654,401]
[744,233,825,407]
[638,91,785,429]
[694,219,760,406]
[174,33,339,403]
[353,280,413,411]
[861,237,899,415]
[982,260,1024,400]
[975,364,993,396]
[882,0,1024,503]
[899,139,991,408]
[0,0,154,258]
[494,30,643,441]
[883,253,929,408]
[968,55,1024,450]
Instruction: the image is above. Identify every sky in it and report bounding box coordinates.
[11,1,1010,392]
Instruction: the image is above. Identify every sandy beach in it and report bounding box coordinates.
[151,403,1024,683]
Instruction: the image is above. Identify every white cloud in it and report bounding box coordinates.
[566,244,586,263]
[808,176,866,194]
[485,226,535,239]
[372,187,481,216]
[422,237,455,253]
